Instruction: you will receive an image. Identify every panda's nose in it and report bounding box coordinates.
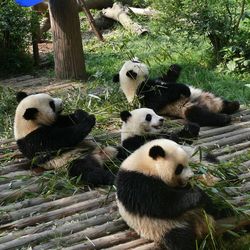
[159,118,165,124]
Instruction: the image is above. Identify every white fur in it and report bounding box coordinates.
[121,108,164,142]
[14,93,62,140]
[120,139,192,187]
[188,86,203,102]
[119,59,149,103]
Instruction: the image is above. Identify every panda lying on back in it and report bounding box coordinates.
[113,58,240,127]
[116,108,200,161]
[116,139,229,250]
[14,92,116,186]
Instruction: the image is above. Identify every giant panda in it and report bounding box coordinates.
[113,58,240,127]
[14,91,116,186]
[116,139,228,250]
[116,108,200,161]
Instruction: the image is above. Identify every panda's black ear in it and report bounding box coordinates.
[126,70,137,80]
[23,108,38,120]
[16,92,28,103]
[120,111,132,122]
[149,145,166,160]
[113,74,120,83]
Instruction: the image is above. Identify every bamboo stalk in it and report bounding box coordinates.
[132,243,157,250]
[0,191,100,225]
[61,219,127,250]
[129,7,159,16]
[0,193,115,230]
[0,212,118,250]
[211,141,250,157]
[196,127,250,144]
[105,238,150,250]
[0,203,116,245]
[199,121,250,138]
[0,160,31,175]
[199,131,250,149]
[0,177,38,192]
[0,183,40,202]
[72,230,137,250]
[218,148,250,161]
[230,194,250,205]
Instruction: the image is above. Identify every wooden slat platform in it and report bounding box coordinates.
[0,76,249,249]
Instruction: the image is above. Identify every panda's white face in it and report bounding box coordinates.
[14,93,63,140]
[119,58,149,103]
[121,108,165,142]
[121,139,194,187]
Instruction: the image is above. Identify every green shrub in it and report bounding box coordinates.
[0,0,33,76]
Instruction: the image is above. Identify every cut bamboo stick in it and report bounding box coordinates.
[0,191,100,224]
[132,242,157,250]
[0,203,116,245]
[199,121,250,138]
[199,131,250,149]
[0,212,118,250]
[0,193,115,230]
[218,148,250,161]
[211,141,250,157]
[0,160,31,175]
[196,127,250,144]
[60,219,127,250]
[72,230,137,250]
[224,182,250,195]
[104,238,150,250]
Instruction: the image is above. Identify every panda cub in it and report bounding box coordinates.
[116,108,200,161]
[116,139,219,250]
[14,92,116,186]
[113,58,240,127]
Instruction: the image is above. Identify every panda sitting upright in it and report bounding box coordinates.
[113,58,240,127]
[14,92,116,186]
[116,108,200,161]
[116,139,231,250]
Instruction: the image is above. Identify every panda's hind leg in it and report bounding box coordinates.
[68,156,115,187]
[221,100,240,114]
[163,225,196,250]
[185,105,231,126]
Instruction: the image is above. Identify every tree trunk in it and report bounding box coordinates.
[49,0,86,80]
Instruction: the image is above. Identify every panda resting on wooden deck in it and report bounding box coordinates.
[14,91,116,186]
[113,58,240,127]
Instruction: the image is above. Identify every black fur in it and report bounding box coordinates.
[116,170,207,219]
[17,113,95,160]
[149,145,166,159]
[16,91,28,103]
[23,108,39,120]
[137,80,191,112]
[159,64,182,83]
[120,111,132,122]
[126,70,137,80]
[221,100,240,114]
[163,225,196,250]
[68,155,115,186]
[185,106,231,126]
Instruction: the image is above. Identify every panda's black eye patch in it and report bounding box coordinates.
[175,165,184,175]
[49,100,55,112]
[145,114,152,122]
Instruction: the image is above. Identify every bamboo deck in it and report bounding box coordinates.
[0,76,249,249]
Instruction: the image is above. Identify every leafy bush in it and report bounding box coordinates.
[152,0,250,72]
[0,0,33,76]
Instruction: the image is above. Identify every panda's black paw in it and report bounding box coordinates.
[85,114,96,128]
[184,122,200,137]
[180,85,191,97]
[218,114,231,126]
[74,109,90,123]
